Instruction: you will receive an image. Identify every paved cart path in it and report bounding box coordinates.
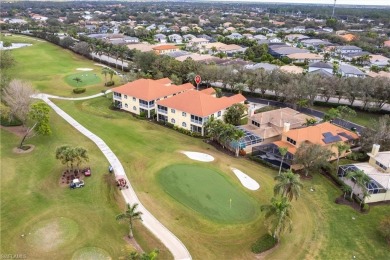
[32,93,192,260]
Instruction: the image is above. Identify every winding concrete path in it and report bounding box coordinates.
[32,93,192,260]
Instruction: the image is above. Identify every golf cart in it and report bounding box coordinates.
[83,167,91,177]
[70,178,85,189]
[116,175,129,190]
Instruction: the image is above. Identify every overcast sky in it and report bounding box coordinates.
[225,0,390,5]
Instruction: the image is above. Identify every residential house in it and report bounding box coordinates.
[339,64,366,78]
[268,45,309,58]
[280,65,304,74]
[384,40,390,48]
[287,53,324,63]
[180,26,190,32]
[112,78,193,118]
[187,38,210,50]
[239,107,314,151]
[341,51,371,62]
[227,33,243,40]
[293,26,306,33]
[154,34,167,43]
[254,34,267,40]
[244,63,279,71]
[300,39,332,50]
[322,27,334,32]
[335,45,363,54]
[182,34,196,42]
[168,34,183,44]
[252,122,359,170]
[370,54,390,67]
[243,33,254,39]
[338,144,390,203]
[285,34,309,42]
[218,44,246,56]
[156,89,246,135]
[124,36,139,44]
[269,37,283,43]
[152,45,180,55]
[146,24,156,31]
[308,61,334,74]
[197,34,213,42]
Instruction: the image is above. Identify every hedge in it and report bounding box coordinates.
[105,81,115,87]
[73,87,86,94]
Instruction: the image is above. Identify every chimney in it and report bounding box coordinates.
[248,107,255,117]
[371,144,380,157]
[283,122,290,133]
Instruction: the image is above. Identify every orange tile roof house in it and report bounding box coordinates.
[156,90,245,135]
[152,45,179,55]
[252,122,359,170]
[112,78,193,117]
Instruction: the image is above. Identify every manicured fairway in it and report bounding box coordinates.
[157,164,258,223]
[2,34,119,97]
[64,72,102,87]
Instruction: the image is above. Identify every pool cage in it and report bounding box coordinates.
[251,143,293,170]
[232,126,263,149]
[338,165,386,194]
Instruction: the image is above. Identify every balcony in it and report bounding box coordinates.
[139,103,154,109]
[191,119,203,125]
[158,109,167,114]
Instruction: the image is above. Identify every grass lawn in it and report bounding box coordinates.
[64,72,102,88]
[0,109,171,259]
[157,164,258,223]
[2,34,120,97]
[52,96,389,259]
[312,104,387,127]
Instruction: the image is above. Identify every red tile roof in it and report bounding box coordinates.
[112,78,193,101]
[152,45,179,51]
[157,90,246,117]
[200,87,216,95]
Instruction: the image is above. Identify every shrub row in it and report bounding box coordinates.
[105,81,115,87]
[172,125,203,138]
[0,116,23,127]
[249,155,280,170]
[73,87,86,94]
[251,234,277,254]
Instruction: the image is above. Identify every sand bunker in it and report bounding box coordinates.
[76,68,93,71]
[231,168,260,191]
[180,151,214,162]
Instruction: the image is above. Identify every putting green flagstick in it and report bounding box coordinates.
[230,198,232,209]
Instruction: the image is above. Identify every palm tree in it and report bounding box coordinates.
[341,184,352,199]
[231,129,245,157]
[274,170,303,201]
[101,67,110,84]
[346,170,370,200]
[333,142,350,171]
[278,147,288,175]
[108,69,115,83]
[116,203,143,238]
[260,197,293,240]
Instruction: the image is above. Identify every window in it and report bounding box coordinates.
[133,97,136,101]
[171,118,175,124]
[287,137,296,145]
[217,111,221,117]
[125,104,128,108]
[182,122,187,127]
[133,106,136,111]
[252,120,260,127]
[182,112,186,117]
[124,95,127,99]
[376,160,388,171]
[171,109,175,113]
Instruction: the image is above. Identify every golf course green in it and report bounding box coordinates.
[157,164,258,223]
[64,72,101,88]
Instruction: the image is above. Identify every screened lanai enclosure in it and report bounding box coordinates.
[338,164,388,195]
[252,143,293,170]
[229,126,263,150]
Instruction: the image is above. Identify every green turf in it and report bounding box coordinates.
[64,72,102,88]
[1,34,120,97]
[157,164,258,223]
[72,247,111,260]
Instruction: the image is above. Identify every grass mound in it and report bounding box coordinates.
[251,234,277,254]
[64,72,101,88]
[157,164,258,223]
[72,247,111,260]
[26,217,79,252]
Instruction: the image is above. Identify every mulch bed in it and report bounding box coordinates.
[335,195,368,213]
[123,236,144,254]
[204,139,236,157]
[12,144,35,154]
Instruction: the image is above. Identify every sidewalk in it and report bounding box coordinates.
[33,93,192,260]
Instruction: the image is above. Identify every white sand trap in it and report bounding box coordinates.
[180,151,214,162]
[76,68,93,71]
[231,167,260,191]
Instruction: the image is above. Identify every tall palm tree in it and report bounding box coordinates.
[346,170,370,200]
[278,147,288,175]
[101,67,110,84]
[274,170,303,201]
[231,129,245,157]
[260,197,293,240]
[116,203,143,238]
[333,142,350,171]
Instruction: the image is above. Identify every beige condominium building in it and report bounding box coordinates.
[112,78,193,118]
[156,88,246,136]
